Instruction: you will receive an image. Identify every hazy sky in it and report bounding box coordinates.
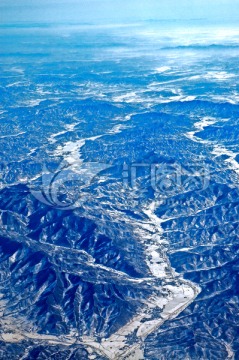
[1,0,239,24]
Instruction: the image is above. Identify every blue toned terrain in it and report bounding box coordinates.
[0,20,239,359]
